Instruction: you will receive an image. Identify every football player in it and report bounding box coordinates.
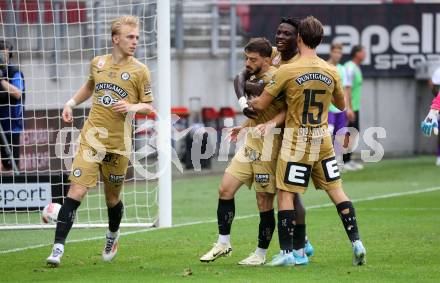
[250,16,366,266]
[421,67,440,166]
[234,17,314,260]
[46,16,155,267]
[200,37,286,265]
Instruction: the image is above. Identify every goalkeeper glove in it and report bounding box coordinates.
[421,109,439,136]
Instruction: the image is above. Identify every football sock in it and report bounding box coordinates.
[278,210,295,253]
[255,247,267,257]
[292,224,306,250]
[54,197,81,245]
[258,209,275,249]
[336,201,360,243]
[108,201,124,233]
[218,234,230,245]
[217,198,235,236]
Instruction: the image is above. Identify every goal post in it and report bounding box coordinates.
[0,0,172,230]
[157,0,172,228]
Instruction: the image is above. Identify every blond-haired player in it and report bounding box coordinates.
[250,16,366,266]
[47,16,155,267]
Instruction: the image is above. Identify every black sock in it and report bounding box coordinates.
[336,201,360,243]
[108,201,124,233]
[278,210,295,253]
[217,198,235,235]
[54,197,81,245]
[258,209,275,249]
[292,224,306,250]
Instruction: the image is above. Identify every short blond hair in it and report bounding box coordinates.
[111,15,139,38]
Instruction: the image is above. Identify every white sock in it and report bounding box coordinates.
[294,248,304,256]
[53,243,64,252]
[108,230,119,238]
[217,234,230,244]
[255,247,267,257]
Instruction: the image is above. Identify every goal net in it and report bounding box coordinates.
[0,0,165,229]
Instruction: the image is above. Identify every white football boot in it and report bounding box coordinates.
[102,230,120,262]
[200,242,232,262]
[238,251,266,266]
[46,243,64,267]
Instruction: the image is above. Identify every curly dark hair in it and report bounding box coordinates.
[280,17,300,30]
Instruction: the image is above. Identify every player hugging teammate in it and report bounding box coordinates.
[200,18,315,266]
[249,16,366,266]
[201,16,367,267]
[46,16,155,267]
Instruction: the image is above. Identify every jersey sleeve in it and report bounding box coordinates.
[344,63,355,87]
[432,92,440,110]
[264,66,290,98]
[88,57,97,84]
[138,66,153,103]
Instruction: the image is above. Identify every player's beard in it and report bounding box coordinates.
[246,66,261,76]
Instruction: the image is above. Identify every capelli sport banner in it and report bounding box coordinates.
[249,4,440,77]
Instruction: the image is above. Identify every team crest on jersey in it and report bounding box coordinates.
[98,93,119,107]
[73,168,82,177]
[121,72,130,80]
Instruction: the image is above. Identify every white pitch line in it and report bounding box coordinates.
[1,186,439,255]
[351,208,440,211]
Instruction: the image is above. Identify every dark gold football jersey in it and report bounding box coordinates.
[80,54,153,154]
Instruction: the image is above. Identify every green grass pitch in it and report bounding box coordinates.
[0,156,439,282]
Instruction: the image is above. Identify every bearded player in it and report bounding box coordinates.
[46,16,155,267]
[234,17,314,259]
[250,16,366,266]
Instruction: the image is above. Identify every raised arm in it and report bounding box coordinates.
[234,69,258,119]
